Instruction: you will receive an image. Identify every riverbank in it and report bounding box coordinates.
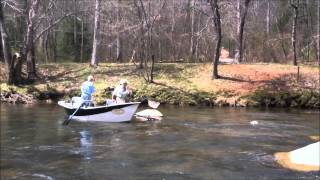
[1,62,319,108]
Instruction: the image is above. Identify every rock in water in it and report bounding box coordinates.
[289,142,320,166]
[135,109,163,121]
[275,142,320,172]
[309,136,320,141]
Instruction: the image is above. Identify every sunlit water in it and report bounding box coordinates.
[1,104,319,180]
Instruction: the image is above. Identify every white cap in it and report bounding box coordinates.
[120,79,128,85]
[15,52,21,58]
[87,75,94,81]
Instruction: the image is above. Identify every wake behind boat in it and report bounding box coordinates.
[58,98,140,123]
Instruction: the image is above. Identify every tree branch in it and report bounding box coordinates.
[1,0,23,14]
[33,12,73,42]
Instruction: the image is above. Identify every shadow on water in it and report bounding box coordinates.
[0,104,319,180]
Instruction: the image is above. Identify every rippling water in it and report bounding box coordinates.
[1,104,319,180]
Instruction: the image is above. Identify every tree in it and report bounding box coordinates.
[24,0,40,80]
[209,0,222,79]
[291,0,299,66]
[0,0,13,84]
[266,0,271,34]
[133,0,165,83]
[91,0,102,66]
[234,0,251,63]
[116,0,122,62]
[188,0,195,62]
[317,1,320,66]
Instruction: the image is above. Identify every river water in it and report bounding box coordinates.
[1,104,319,180]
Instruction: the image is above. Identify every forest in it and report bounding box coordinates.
[0,0,319,107]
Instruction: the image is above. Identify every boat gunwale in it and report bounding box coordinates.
[58,101,140,110]
[58,101,141,116]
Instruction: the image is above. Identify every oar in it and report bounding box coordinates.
[63,101,85,125]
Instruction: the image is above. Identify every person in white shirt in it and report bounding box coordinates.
[112,79,132,104]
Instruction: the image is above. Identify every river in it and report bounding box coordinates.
[1,104,319,180]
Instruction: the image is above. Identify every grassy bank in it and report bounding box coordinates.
[1,62,319,108]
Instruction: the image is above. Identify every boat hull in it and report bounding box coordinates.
[58,101,140,122]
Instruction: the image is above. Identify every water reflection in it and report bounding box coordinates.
[79,130,92,160]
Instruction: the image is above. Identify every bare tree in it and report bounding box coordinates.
[91,0,102,66]
[116,0,122,62]
[291,0,299,66]
[266,0,270,34]
[0,0,13,84]
[133,0,146,69]
[234,0,251,63]
[73,0,79,61]
[209,0,222,79]
[189,0,195,62]
[20,0,39,80]
[317,1,320,66]
[133,0,166,83]
[171,0,176,61]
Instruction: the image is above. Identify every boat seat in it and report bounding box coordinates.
[105,99,115,106]
[71,97,94,108]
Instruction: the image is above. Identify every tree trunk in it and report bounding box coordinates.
[80,19,84,62]
[0,2,14,84]
[150,55,155,82]
[138,16,144,68]
[210,0,222,79]
[44,31,49,63]
[90,0,102,66]
[158,40,162,61]
[234,0,251,63]
[171,0,176,61]
[26,28,37,80]
[317,1,320,66]
[291,1,298,66]
[139,36,145,69]
[52,29,57,62]
[275,16,288,60]
[26,36,37,80]
[147,0,153,82]
[189,0,195,62]
[135,0,145,69]
[116,0,122,62]
[0,34,3,62]
[266,0,270,34]
[195,13,201,61]
[24,0,39,80]
[116,34,122,62]
[235,0,241,61]
[73,0,79,61]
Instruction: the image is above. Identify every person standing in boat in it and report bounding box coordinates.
[112,79,132,104]
[81,75,95,106]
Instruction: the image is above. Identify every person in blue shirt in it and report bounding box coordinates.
[81,75,95,105]
[112,79,132,104]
